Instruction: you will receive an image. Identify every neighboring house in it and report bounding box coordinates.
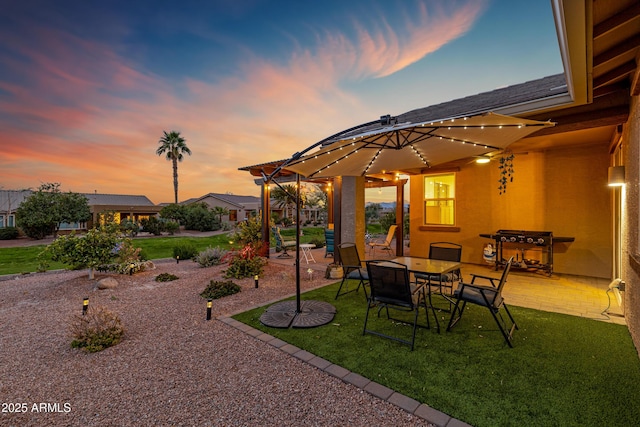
[181,193,260,224]
[0,190,31,229]
[180,192,324,226]
[0,190,162,233]
[84,193,162,229]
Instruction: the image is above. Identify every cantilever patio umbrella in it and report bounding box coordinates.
[259,112,553,329]
[281,112,554,178]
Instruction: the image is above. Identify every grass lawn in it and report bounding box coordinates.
[0,227,327,276]
[233,281,640,427]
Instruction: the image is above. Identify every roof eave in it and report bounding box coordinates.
[551,0,592,106]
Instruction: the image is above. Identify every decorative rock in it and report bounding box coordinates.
[144,261,156,270]
[97,277,119,289]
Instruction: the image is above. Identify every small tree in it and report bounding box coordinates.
[16,183,90,239]
[160,203,186,224]
[183,203,220,231]
[39,224,121,279]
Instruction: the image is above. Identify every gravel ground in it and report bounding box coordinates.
[0,258,433,426]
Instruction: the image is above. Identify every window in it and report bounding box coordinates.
[229,210,237,221]
[424,173,456,226]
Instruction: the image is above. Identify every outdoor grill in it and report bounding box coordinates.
[480,230,575,276]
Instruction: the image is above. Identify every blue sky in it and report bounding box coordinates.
[0,0,562,203]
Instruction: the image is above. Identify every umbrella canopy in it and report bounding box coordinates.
[282,112,554,178]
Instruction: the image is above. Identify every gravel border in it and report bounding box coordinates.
[0,258,439,426]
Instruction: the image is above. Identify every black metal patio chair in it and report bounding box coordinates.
[446,256,518,347]
[415,242,462,309]
[335,242,368,299]
[363,260,430,350]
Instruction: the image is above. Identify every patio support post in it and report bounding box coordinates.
[340,176,366,257]
[261,181,271,257]
[395,180,404,256]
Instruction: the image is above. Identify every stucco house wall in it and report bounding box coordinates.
[410,141,612,278]
[623,94,639,353]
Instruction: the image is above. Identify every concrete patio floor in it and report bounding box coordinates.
[270,243,626,326]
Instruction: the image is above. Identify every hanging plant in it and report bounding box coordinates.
[498,153,515,195]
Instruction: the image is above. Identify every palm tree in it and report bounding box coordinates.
[271,184,306,223]
[156,131,191,204]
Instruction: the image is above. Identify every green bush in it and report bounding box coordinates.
[309,237,324,248]
[173,242,198,261]
[141,216,164,235]
[119,219,139,237]
[70,306,125,353]
[224,244,266,279]
[163,220,180,235]
[0,227,19,240]
[155,273,178,282]
[200,279,241,300]
[194,246,229,267]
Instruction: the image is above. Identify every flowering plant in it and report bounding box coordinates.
[224,243,266,279]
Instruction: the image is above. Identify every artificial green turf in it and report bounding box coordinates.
[232,282,640,427]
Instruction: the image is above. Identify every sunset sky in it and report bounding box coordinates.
[0,0,563,204]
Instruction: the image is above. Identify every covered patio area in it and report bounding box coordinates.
[269,243,626,326]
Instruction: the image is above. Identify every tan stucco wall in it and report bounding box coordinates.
[622,94,639,354]
[410,142,612,278]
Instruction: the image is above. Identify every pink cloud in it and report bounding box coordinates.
[0,0,488,203]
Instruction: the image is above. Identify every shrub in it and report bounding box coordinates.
[0,226,19,240]
[309,237,324,248]
[224,244,266,279]
[194,246,229,267]
[69,306,125,353]
[173,242,198,261]
[141,216,164,235]
[119,218,139,237]
[163,220,180,235]
[155,273,178,282]
[95,239,146,275]
[200,279,241,300]
[183,203,220,231]
[232,216,262,246]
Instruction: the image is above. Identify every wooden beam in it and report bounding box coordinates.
[593,2,640,39]
[593,61,636,89]
[632,53,640,96]
[529,106,629,136]
[593,34,640,68]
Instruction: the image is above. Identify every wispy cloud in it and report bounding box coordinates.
[0,0,487,202]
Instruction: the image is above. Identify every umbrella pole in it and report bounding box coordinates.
[295,174,301,313]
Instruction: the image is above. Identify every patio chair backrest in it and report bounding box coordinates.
[272,226,293,247]
[337,242,363,268]
[366,260,413,308]
[383,225,398,245]
[325,228,335,257]
[429,242,462,263]
[494,257,513,295]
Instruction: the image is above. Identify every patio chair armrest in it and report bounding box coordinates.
[469,273,499,287]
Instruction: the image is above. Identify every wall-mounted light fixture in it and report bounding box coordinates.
[608,166,625,187]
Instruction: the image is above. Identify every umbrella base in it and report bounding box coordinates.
[260,300,336,329]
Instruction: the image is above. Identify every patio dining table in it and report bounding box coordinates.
[382,256,461,333]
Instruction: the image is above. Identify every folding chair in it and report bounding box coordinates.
[446,257,518,347]
[415,242,462,309]
[271,226,296,258]
[368,224,397,256]
[335,243,368,299]
[324,228,335,258]
[363,260,429,350]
